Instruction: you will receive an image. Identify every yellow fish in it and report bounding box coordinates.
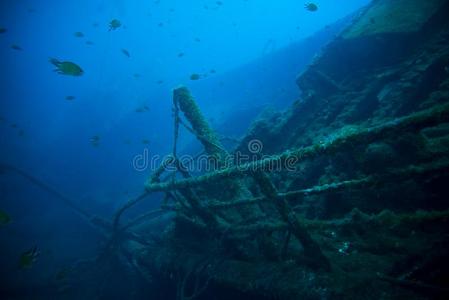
[0,210,11,226]
[305,3,318,12]
[121,48,130,58]
[56,267,71,280]
[49,58,84,76]
[19,246,40,269]
[190,73,201,80]
[90,135,100,147]
[109,19,122,31]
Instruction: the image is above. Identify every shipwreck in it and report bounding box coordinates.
[2,0,449,299]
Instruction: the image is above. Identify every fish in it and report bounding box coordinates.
[216,1,223,5]
[121,49,130,58]
[133,73,141,78]
[158,22,164,27]
[10,123,18,128]
[190,73,201,80]
[178,52,185,58]
[194,37,201,42]
[57,284,72,294]
[65,96,75,101]
[109,19,122,31]
[305,3,318,12]
[55,267,71,281]
[73,32,84,38]
[0,27,7,34]
[142,139,150,145]
[49,58,84,76]
[19,246,40,269]
[18,129,25,137]
[85,40,94,46]
[135,105,150,113]
[11,44,23,51]
[210,69,216,74]
[0,210,11,226]
[90,135,100,146]
[156,80,164,84]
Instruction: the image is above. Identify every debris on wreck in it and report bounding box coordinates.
[107,0,449,298]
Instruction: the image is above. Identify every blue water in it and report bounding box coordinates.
[0,0,370,298]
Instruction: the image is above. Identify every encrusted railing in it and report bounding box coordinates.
[112,87,449,270]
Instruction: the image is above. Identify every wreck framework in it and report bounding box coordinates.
[2,0,449,298]
[108,86,449,299]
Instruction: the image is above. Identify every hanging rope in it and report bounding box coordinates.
[173,99,181,158]
[177,117,228,154]
[0,162,92,221]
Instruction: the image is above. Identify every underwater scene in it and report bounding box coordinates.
[1,0,449,299]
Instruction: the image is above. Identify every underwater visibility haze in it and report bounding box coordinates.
[1,0,449,299]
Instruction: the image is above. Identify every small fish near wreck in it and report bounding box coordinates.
[90,135,100,146]
[135,105,150,113]
[109,19,121,31]
[49,58,84,76]
[305,3,319,12]
[11,44,23,51]
[190,73,201,80]
[121,48,130,58]
[0,209,11,226]
[19,246,40,269]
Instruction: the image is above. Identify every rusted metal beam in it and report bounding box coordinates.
[252,171,331,271]
[145,103,449,192]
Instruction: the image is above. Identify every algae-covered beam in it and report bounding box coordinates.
[252,171,331,271]
[145,103,449,192]
[172,86,261,221]
[178,187,222,230]
[174,87,228,164]
[205,157,449,210]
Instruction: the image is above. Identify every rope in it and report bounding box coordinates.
[173,100,180,157]
[178,117,228,154]
[112,192,151,232]
[0,163,92,220]
[121,208,171,231]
